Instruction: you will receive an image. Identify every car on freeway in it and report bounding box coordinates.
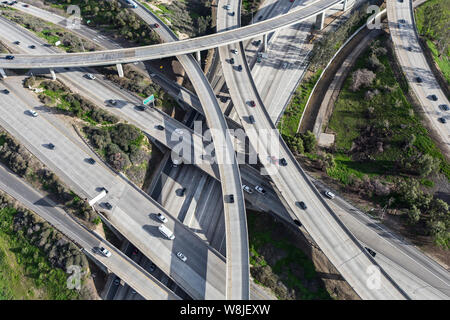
[249,100,256,107]
[156,213,168,223]
[254,40,261,46]
[154,23,159,28]
[282,62,288,69]
[103,202,112,210]
[136,104,146,111]
[438,117,447,124]
[224,4,230,10]
[13,40,20,45]
[226,194,234,203]
[86,73,96,80]
[415,76,423,83]
[155,124,165,130]
[29,44,36,49]
[230,57,235,64]
[3,89,10,94]
[177,252,187,262]
[87,157,96,164]
[248,115,255,124]
[430,94,438,101]
[149,263,156,272]
[242,185,253,194]
[407,46,413,52]
[279,158,287,166]
[22,3,28,7]
[99,246,111,258]
[174,128,184,136]
[256,56,262,63]
[5,55,14,60]
[324,190,335,199]
[293,219,302,227]
[398,19,406,24]
[231,49,238,54]
[107,99,117,106]
[267,155,278,165]
[237,65,242,71]
[230,11,235,16]
[439,104,449,111]
[113,278,120,286]
[255,185,266,194]
[48,143,55,150]
[179,187,187,196]
[28,109,38,117]
[365,247,376,257]
[100,187,109,194]
[298,201,307,210]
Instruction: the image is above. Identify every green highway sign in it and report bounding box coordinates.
[143,94,155,105]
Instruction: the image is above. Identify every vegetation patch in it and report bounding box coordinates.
[248,210,331,300]
[310,34,450,249]
[0,191,91,299]
[415,0,450,85]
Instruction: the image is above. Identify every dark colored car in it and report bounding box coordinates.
[3,89,9,94]
[13,41,20,45]
[298,201,307,210]
[365,247,376,257]
[103,202,112,210]
[48,143,55,150]
[108,99,117,106]
[136,104,146,111]
[237,65,242,71]
[149,264,156,272]
[415,76,423,83]
[430,94,438,101]
[154,23,159,28]
[87,157,96,164]
[155,124,164,130]
[248,115,255,124]
[279,158,287,166]
[254,40,261,46]
[5,55,14,60]
[227,194,234,203]
[293,219,302,227]
[439,104,449,111]
[29,44,36,49]
[230,57,235,64]
[249,100,256,107]
[179,187,187,196]
[438,117,447,124]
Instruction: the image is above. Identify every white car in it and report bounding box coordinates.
[177,251,187,262]
[255,185,266,194]
[242,185,253,194]
[174,128,184,136]
[99,246,111,257]
[324,191,335,199]
[156,213,168,223]
[224,4,230,10]
[231,49,238,54]
[28,109,38,117]
[86,73,96,80]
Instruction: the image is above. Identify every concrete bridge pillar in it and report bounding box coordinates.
[0,68,6,79]
[50,69,56,81]
[196,51,201,63]
[315,12,325,30]
[116,63,124,78]
[263,34,268,52]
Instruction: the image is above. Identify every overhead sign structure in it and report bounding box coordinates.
[143,94,155,105]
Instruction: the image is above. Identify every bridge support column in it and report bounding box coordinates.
[196,51,201,63]
[50,69,56,81]
[0,68,6,79]
[315,12,325,30]
[263,34,267,52]
[116,63,124,78]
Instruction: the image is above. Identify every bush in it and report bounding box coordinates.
[350,68,376,91]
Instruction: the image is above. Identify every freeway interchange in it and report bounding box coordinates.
[0,0,449,300]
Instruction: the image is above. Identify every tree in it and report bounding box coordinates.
[301,131,317,153]
[407,205,421,225]
[350,68,376,92]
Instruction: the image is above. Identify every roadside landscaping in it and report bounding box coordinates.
[415,0,450,86]
[298,34,449,250]
[248,210,332,300]
[0,191,92,299]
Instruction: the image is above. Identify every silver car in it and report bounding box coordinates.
[177,251,187,262]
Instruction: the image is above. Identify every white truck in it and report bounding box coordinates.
[158,224,175,240]
[125,0,138,8]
